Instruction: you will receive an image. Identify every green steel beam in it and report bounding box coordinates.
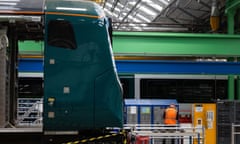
[226,0,240,14]
[112,31,240,57]
[19,41,44,55]
[225,0,240,34]
[228,75,235,100]
[225,0,240,100]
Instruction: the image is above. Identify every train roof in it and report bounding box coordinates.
[0,0,44,15]
[45,0,104,18]
[0,0,104,40]
[0,0,103,17]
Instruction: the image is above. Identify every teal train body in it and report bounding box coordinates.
[43,0,123,131]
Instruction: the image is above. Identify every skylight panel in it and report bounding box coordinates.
[133,26,142,31]
[128,1,137,5]
[115,7,120,12]
[158,0,169,5]
[149,3,163,11]
[139,6,157,16]
[142,0,152,2]
[136,13,151,22]
[104,8,119,18]
[104,8,112,15]
[105,2,112,8]
[112,12,118,18]
[128,15,142,23]
[117,2,124,9]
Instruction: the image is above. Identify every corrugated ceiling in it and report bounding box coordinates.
[100,0,226,32]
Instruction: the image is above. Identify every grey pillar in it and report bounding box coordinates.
[0,29,8,127]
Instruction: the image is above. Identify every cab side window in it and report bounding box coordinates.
[47,20,77,49]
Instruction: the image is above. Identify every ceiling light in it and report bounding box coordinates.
[158,0,169,5]
[0,6,19,10]
[0,2,17,5]
[136,14,151,22]
[133,27,142,31]
[117,2,124,8]
[56,7,87,11]
[0,0,20,1]
[104,8,112,16]
[140,24,147,26]
[149,4,163,11]
[139,6,157,16]
[115,7,120,12]
[128,15,142,22]
[129,23,136,26]
[142,0,152,2]
[129,1,136,5]
[105,2,112,8]
[112,12,118,18]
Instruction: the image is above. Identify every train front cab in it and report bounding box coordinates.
[43,0,124,143]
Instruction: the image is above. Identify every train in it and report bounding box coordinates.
[43,0,124,143]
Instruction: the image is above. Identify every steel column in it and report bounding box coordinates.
[0,29,7,127]
[225,0,240,34]
[8,24,18,125]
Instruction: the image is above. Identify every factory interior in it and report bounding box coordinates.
[0,0,240,143]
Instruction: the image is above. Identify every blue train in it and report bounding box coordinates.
[43,0,124,142]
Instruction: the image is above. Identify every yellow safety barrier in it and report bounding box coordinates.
[62,131,127,144]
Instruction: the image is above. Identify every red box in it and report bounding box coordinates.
[135,135,150,144]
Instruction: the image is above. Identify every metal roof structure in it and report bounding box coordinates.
[0,0,227,35]
[99,0,226,32]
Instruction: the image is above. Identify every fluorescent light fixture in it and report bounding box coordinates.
[0,0,20,1]
[112,12,118,18]
[0,6,19,10]
[128,15,142,22]
[119,16,124,20]
[104,8,112,15]
[136,13,151,22]
[133,26,142,30]
[104,9,118,18]
[105,2,112,8]
[0,2,17,5]
[129,1,136,5]
[115,7,120,12]
[140,6,157,16]
[133,18,142,22]
[140,24,147,26]
[129,23,136,26]
[149,4,163,11]
[158,0,169,5]
[56,7,87,11]
[117,2,124,8]
[142,0,152,2]
[128,15,133,19]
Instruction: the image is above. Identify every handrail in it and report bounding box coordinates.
[231,123,240,144]
[124,124,204,144]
